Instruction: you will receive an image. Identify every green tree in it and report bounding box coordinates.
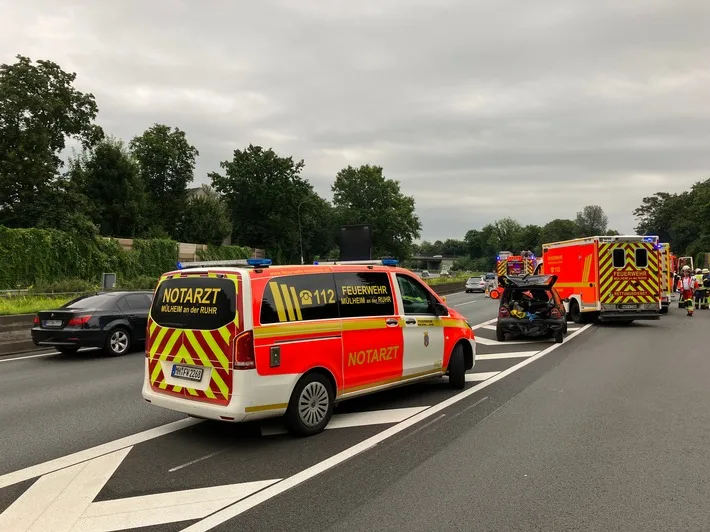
[210,145,323,263]
[519,224,543,254]
[68,138,148,238]
[130,124,198,236]
[0,55,103,227]
[541,218,579,244]
[176,185,232,246]
[331,165,422,260]
[575,205,609,236]
[491,217,523,251]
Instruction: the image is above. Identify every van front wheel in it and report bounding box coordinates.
[285,373,335,437]
[448,344,466,389]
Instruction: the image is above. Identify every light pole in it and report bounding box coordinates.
[297,199,307,265]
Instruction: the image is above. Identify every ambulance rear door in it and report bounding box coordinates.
[598,239,661,312]
[147,271,242,406]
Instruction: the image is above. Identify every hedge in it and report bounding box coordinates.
[0,226,251,290]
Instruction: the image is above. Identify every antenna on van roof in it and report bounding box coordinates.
[176,258,272,269]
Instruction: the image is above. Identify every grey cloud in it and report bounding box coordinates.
[2,0,709,241]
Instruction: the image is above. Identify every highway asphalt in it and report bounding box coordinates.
[2,293,706,531]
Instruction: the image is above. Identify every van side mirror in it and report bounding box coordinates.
[434,301,448,316]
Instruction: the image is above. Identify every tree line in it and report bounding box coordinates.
[415,205,619,271]
[2,55,705,268]
[0,55,421,264]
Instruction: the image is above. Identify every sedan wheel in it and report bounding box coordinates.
[106,328,131,356]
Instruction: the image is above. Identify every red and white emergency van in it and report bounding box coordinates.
[539,235,663,323]
[142,258,476,436]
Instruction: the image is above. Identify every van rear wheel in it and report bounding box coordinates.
[285,373,334,437]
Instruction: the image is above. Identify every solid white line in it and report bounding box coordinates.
[75,480,280,532]
[260,406,430,437]
[182,323,595,532]
[0,418,202,490]
[169,449,228,473]
[0,352,56,363]
[326,406,429,430]
[475,336,553,346]
[476,351,538,360]
[465,371,500,382]
[471,318,497,330]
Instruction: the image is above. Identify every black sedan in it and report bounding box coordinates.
[31,291,153,356]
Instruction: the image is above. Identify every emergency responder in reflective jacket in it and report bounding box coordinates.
[694,268,704,308]
[702,268,710,310]
[678,266,698,316]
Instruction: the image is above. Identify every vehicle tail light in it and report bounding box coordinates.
[499,307,510,318]
[67,315,91,327]
[33,315,39,326]
[234,331,255,370]
[550,308,562,319]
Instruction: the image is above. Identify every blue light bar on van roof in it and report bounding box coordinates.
[382,258,399,266]
[247,258,272,267]
[176,261,184,270]
[642,236,656,242]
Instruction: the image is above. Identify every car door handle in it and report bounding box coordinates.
[405,318,417,325]
[385,318,399,327]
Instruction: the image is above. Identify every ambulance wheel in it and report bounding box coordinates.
[105,327,131,356]
[285,372,334,437]
[568,300,582,324]
[448,344,466,390]
[660,306,669,314]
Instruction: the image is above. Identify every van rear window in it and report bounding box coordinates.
[151,277,237,330]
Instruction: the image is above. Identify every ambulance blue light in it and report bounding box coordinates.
[313,261,319,265]
[642,236,655,243]
[382,258,399,266]
[247,258,272,267]
[176,261,184,270]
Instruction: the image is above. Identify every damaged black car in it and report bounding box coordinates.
[495,274,568,343]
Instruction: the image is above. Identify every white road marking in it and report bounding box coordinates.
[0,315,500,490]
[260,406,430,436]
[465,371,500,382]
[0,347,97,363]
[474,336,554,346]
[74,479,280,532]
[169,448,229,473]
[0,352,56,363]
[455,300,478,307]
[0,448,131,532]
[0,418,201,490]
[476,351,538,360]
[182,323,595,532]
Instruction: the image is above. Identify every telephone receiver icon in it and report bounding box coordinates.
[299,290,313,305]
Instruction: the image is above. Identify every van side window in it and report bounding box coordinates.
[334,272,395,318]
[260,273,339,324]
[612,248,625,268]
[635,248,648,268]
[396,274,436,315]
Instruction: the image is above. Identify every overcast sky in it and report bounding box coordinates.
[2,0,709,241]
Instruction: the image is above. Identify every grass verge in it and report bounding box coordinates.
[0,295,74,316]
[425,272,483,286]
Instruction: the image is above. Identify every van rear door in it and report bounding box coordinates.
[147,272,241,406]
[598,241,661,309]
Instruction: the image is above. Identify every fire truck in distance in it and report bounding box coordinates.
[539,235,663,323]
[496,251,537,277]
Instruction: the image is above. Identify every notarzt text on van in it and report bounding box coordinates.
[162,287,221,305]
[347,346,400,366]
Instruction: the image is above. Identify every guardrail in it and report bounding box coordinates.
[0,282,465,358]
